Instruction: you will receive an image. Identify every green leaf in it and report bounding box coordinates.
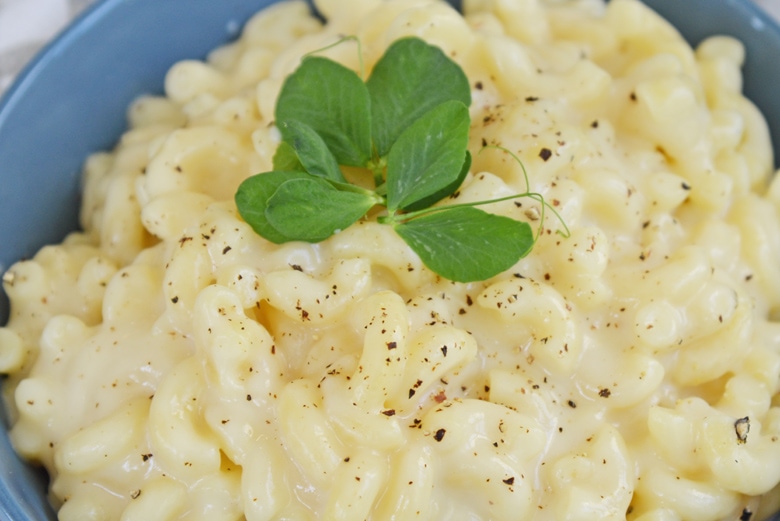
[265,177,376,243]
[276,57,372,167]
[279,120,345,182]
[236,37,560,284]
[367,37,471,157]
[402,150,471,212]
[394,207,534,282]
[235,171,312,244]
[272,141,304,172]
[385,100,470,212]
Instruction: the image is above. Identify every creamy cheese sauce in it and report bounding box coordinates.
[2,0,780,520]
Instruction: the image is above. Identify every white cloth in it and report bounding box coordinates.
[758,0,780,21]
[0,0,779,95]
[0,0,95,93]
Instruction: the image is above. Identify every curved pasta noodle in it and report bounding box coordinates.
[119,477,188,521]
[141,126,259,204]
[262,258,372,324]
[633,466,741,521]
[348,291,409,409]
[546,425,633,521]
[321,447,388,521]
[239,443,292,521]
[389,324,477,414]
[148,357,222,483]
[193,285,282,399]
[478,277,581,374]
[54,397,149,475]
[371,443,435,520]
[278,378,345,486]
[423,398,544,519]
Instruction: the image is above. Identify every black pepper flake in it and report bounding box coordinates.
[141,453,153,462]
[440,345,448,357]
[740,507,753,521]
[130,489,142,499]
[567,400,577,408]
[475,81,484,90]
[525,96,539,102]
[539,148,552,161]
[590,120,599,128]
[290,264,303,272]
[408,388,417,399]
[387,341,397,350]
[222,246,232,255]
[246,394,252,401]
[481,137,488,147]
[502,476,515,485]
[598,388,611,398]
[433,428,446,442]
[629,91,637,101]
[171,296,179,304]
[681,182,691,190]
[381,409,396,416]
[735,416,750,444]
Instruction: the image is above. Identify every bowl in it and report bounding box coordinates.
[0,0,779,519]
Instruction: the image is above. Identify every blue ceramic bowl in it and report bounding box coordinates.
[0,0,779,519]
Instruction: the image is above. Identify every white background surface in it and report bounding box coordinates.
[0,0,779,94]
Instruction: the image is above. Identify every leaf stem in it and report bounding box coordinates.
[384,190,569,236]
[367,157,386,188]
[392,192,531,221]
[479,145,531,193]
[333,181,385,206]
[476,145,571,240]
[303,35,365,79]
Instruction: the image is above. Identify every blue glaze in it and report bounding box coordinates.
[0,0,778,519]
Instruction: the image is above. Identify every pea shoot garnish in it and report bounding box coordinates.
[235,37,566,282]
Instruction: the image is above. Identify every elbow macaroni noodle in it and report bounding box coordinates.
[2,0,780,519]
